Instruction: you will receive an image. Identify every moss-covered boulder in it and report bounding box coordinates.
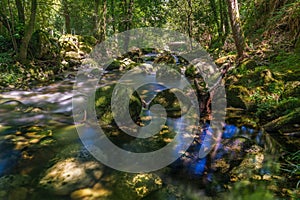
[106,58,136,71]
[59,34,97,67]
[59,34,80,52]
[154,52,176,64]
[123,48,143,63]
[149,88,192,118]
[212,137,254,174]
[38,144,104,196]
[111,173,162,200]
[78,35,98,54]
[225,85,250,109]
[29,30,60,61]
[95,84,142,126]
[39,158,102,195]
[282,81,300,98]
[229,145,264,181]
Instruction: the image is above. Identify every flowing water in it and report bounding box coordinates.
[0,56,283,199]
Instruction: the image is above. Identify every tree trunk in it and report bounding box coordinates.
[62,0,71,34]
[100,0,107,42]
[94,0,101,39]
[17,0,37,63]
[111,0,116,33]
[226,0,245,58]
[209,0,220,36]
[123,0,134,50]
[1,1,18,52]
[126,0,134,30]
[15,0,25,24]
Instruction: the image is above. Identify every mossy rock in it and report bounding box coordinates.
[213,137,254,173]
[282,81,300,98]
[106,58,136,71]
[59,34,79,52]
[229,145,264,181]
[39,157,103,196]
[149,88,192,118]
[154,53,176,64]
[65,51,82,61]
[79,35,97,46]
[263,107,300,132]
[143,185,184,200]
[111,173,162,200]
[29,30,60,60]
[239,58,257,70]
[95,84,142,126]
[123,48,143,62]
[79,44,93,54]
[0,175,31,190]
[78,36,97,54]
[106,60,122,71]
[122,125,175,152]
[226,85,250,109]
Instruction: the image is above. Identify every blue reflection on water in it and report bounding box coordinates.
[194,157,207,175]
[222,124,239,139]
[180,123,263,176]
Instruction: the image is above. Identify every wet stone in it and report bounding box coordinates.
[39,157,103,195]
[112,173,163,200]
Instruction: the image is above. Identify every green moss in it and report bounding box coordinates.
[95,84,142,126]
[149,88,192,118]
[263,107,300,132]
[269,52,300,81]
[226,85,250,109]
[111,173,162,200]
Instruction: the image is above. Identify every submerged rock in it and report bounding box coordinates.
[149,88,192,118]
[111,172,163,200]
[70,187,111,200]
[230,145,264,181]
[95,84,142,126]
[39,157,103,195]
[0,174,31,190]
[143,184,185,200]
